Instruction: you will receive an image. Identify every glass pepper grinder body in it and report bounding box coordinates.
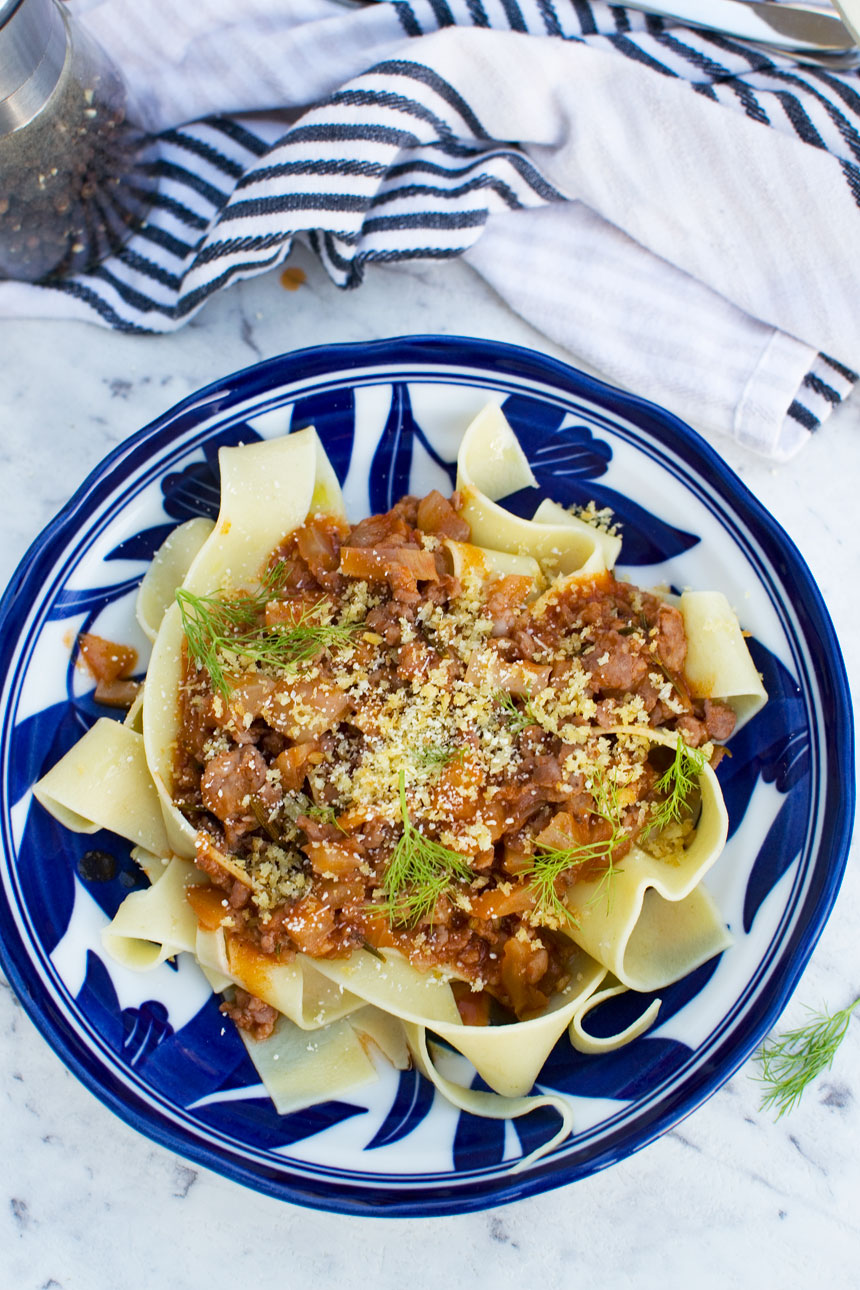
[0,0,152,282]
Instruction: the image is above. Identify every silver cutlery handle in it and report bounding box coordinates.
[830,0,860,45]
[594,0,852,51]
[340,0,854,56]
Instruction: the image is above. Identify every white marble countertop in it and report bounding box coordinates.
[1,246,858,1289]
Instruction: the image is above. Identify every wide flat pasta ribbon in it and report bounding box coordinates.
[561,731,731,992]
[303,946,464,1028]
[309,945,609,1098]
[404,1023,574,1174]
[101,856,201,969]
[233,1013,379,1116]
[679,590,768,728]
[204,932,365,1030]
[455,404,608,578]
[136,516,214,642]
[568,980,662,1055]
[33,720,169,857]
[234,1005,411,1117]
[102,860,368,1027]
[531,498,622,570]
[441,537,542,588]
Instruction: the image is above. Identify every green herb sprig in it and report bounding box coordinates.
[377,770,473,926]
[494,689,540,735]
[176,570,359,698]
[303,802,346,832]
[415,744,464,770]
[755,999,859,1117]
[646,733,706,836]
[530,772,627,923]
[275,791,346,834]
[528,836,618,926]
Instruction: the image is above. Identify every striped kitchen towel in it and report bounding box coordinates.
[1,0,858,458]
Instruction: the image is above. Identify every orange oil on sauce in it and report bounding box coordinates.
[226,932,273,998]
[185,884,227,931]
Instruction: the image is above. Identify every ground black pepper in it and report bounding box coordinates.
[77,849,118,883]
[0,6,152,282]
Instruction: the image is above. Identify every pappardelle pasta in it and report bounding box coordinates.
[35,404,767,1167]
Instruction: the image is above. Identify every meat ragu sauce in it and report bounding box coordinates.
[174,491,736,1037]
[78,632,141,709]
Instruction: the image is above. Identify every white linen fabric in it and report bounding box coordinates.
[2,0,858,458]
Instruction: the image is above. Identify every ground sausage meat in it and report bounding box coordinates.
[220,988,279,1041]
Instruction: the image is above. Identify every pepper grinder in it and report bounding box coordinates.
[0,0,152,282]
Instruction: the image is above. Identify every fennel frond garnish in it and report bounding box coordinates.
[303,801,345,832]
[377,770,473,927]
[528,836,620,926]
[646,733,706,836]
[530,771,627,923]
[415,743,464,770]
[755,999,859,1118]
[176,566,359,697]
[494,689,540,735]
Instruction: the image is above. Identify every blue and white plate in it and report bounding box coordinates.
[0,336,853,1216]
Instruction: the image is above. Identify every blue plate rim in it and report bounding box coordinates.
[0,334,854,1217]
